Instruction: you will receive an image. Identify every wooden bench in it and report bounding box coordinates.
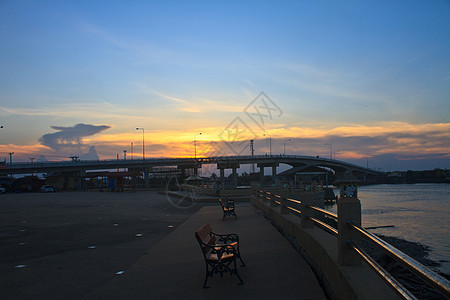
[195,223,245,288]
[219,197,237,220]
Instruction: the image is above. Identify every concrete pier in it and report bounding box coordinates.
[0,192,325,299]
[88,204,326,299]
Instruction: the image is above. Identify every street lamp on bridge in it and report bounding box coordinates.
[334,150,343,160]
[263,134,272,156]
[136,127,145,160]
[194,133,202,158]
[284,139,291,155]
[131,142,133,160]
[324,143,333,161]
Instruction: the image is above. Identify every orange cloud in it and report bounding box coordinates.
[3,121,449,161]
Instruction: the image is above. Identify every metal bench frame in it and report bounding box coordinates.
[219,198,237,220]
[195,223,245,288]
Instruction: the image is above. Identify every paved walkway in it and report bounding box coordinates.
[86,204,326,299]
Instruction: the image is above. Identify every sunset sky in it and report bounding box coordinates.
[1,1,449,171]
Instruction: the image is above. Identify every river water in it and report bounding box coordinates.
[326,183,450,275]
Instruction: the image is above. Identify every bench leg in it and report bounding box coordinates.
[203,265,210,288]
[202,258,244,288]
[238,254,246,267]
[232,257,244,285]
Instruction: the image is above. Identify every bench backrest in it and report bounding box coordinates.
[195,223,216,254]
[219,198,234,207]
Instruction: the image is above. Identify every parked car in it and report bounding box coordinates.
[40,185,55,192]
[0,187,6,194]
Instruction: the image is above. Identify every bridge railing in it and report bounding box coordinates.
[253,188,450,299]
[3,154,383,174]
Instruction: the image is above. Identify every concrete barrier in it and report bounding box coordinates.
[251,195,401,300]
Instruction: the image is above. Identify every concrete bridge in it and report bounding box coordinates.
[1,154,385,184]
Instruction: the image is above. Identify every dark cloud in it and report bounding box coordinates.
[39,123,111,151]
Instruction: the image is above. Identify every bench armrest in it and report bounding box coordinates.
[211,232,239,244]
[202,241,238,259]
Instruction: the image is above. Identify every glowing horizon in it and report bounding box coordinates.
[1,1,449,171]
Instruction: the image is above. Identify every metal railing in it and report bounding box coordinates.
[3,154,384,175]
[254,188,450,299]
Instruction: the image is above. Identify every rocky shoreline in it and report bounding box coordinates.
[362,234,448,299]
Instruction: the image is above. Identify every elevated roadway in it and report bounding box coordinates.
[1,155,385,183]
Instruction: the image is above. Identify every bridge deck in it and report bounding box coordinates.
[86,204,326,299]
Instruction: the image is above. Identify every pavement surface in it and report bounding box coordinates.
[0,191,326,299]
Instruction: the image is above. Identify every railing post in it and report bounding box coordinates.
[338,193,362,265]
[280,197,288,214]
[262,190,268,202]
[270,192,276,207]
[300,194,314,228]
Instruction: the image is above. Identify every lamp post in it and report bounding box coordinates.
[284,139,291,155]
[334,150,343,160]
[194,133,202,158]
[324,143,332,161]
[263,134,272,156]
[136,128,145,160]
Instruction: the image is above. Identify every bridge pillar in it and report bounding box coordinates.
[219,168,225,190]
[272,164,277,183]
[216,162,239,190]
[144,168,150,188]
[61,171,85,191]
[259,166,264,185]
[257,163,279,186]
[178,164,201,180]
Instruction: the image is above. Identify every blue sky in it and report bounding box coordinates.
[0,0,449,171]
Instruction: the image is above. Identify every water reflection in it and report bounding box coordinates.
[326,183,450,274]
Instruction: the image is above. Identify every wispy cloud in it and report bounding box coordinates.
[133,82,245,113]
[133,82,191,105]
[0,102,144,119]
